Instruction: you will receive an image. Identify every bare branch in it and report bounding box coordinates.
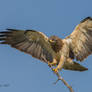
[50,67,74,92]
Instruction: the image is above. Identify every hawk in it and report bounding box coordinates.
[0,17,92,73]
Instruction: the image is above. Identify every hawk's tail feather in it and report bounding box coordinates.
[63,62,88,72]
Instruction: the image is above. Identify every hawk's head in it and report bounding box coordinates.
[49,36,64,53]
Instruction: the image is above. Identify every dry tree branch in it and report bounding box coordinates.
[50,67,74,92]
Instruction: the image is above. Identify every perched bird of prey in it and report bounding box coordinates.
[0,17,92,73]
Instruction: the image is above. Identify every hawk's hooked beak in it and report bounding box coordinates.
[49,40,55,43]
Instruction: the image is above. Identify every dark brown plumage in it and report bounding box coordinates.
[49,36,64,53]
[80,16,92,23]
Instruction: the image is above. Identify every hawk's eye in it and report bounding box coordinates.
[53,39,56,41]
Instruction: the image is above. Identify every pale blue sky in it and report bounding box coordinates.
[0,0,92,92]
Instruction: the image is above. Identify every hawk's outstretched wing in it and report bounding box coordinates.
[0,29,55,63]
[65,17,92,61]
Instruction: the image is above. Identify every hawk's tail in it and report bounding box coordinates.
[63,61,88,72]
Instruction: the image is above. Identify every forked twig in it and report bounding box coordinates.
[50,67,74,92]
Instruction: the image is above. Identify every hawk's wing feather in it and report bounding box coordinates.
[65,17,92,61]
[0,29,55,63]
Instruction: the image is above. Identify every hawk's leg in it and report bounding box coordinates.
[53,55,66,73]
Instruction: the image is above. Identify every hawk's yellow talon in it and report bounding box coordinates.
[52,68,58,73]
[48,62,57,67]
